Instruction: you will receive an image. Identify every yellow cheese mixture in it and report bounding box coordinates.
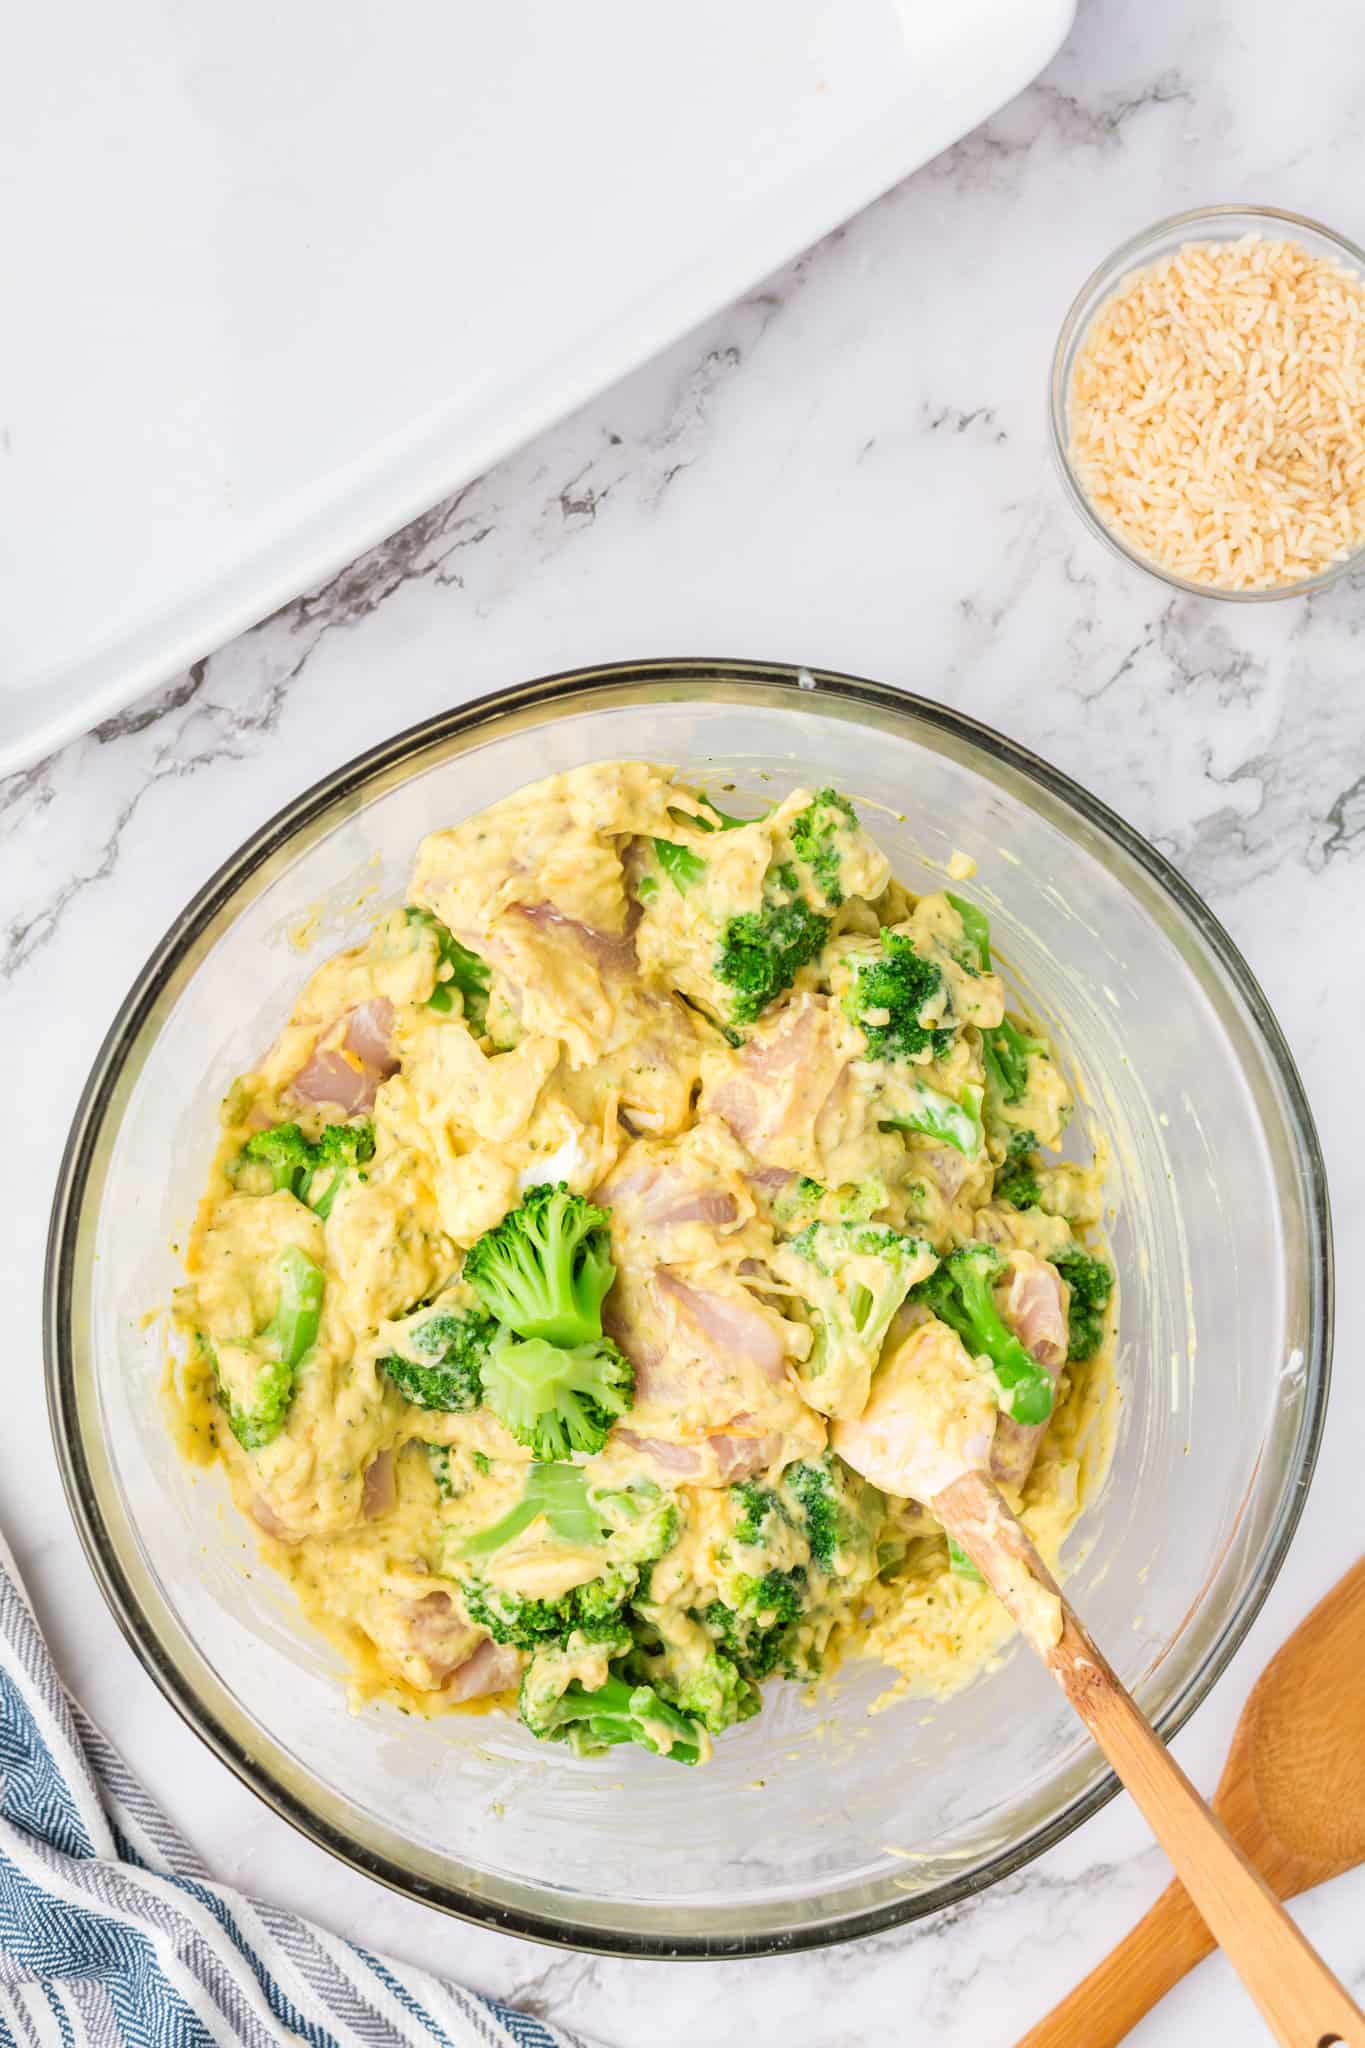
[172,763,1116,1766]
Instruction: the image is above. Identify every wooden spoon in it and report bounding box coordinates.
[1016,1555,1365,2047]
[931,1472,1365,2048]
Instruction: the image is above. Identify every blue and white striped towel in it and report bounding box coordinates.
[0,1534,595,2048]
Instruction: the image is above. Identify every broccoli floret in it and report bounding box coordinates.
[651,788,875,1031]
[782,1454,882,1578]
[844,931,954,1062]
[454,1467,678,1647]
[912,1245,1054,1426]
[995,1128,1041,1209]
[982,1015,1049,1108]
[480,1329,634,1462]
[588,1479,680,1570]
[771,1175,887,1228]
[464,1183,615,1347]
[705,1568,807,1681]
[878,1078,984,1158]
[459,1467,677,1569]
[651,838,708,894]
[233,1122,316,1198]
[461,1568,638,1649]
[788,787,859,908]
[308,1120,377,1219]
[647,1648,760,1737]
[699,1457,881,1688]
[777,1222,934,1419]
[715,894,831,1026]
[404,905,491,1030]
[729,1478,777,1547]
[518,1661,706,1765]
[782,1459,840,1572]
[210,1245,324,1451]
[379,1302,495,1411]
[934,897,1051,1112]
[1052,1248,1114,1361]
[426,1444,457,1499]
[234,1118,375,1216]
[771,1175,826,1227]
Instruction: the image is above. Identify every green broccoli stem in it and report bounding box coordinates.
[689,798,757,832]
[652,838,707,893]
[982,1015,1048,1108]
[404,906,490,1027]
[213,1245,323,1451]
[945,892,992,971]
[460,1464,608,1555]
[951,1256,1051,1425]
[917,1249,1053,1427]
[263,1246,324,1369]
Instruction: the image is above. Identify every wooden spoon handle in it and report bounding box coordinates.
[1015,1877,1214,2048]
[935,1472,1365,2048]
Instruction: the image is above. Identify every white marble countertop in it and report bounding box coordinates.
[5,0,1364,2040]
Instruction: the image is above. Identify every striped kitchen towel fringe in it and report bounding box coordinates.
[0,1533,594,2048]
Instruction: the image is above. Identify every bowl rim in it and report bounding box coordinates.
[44,656,1333,1958]
[1049,201,1365,603]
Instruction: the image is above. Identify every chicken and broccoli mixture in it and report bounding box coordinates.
[173,763,1116,1767]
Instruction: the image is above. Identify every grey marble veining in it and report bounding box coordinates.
[6,0,1364,2041]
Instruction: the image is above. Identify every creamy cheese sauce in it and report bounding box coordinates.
[172,763,1116,1747]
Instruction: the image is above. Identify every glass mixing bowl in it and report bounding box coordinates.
[45,660,1331,1957]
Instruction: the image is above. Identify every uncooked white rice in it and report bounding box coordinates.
[1067,233,1365,592]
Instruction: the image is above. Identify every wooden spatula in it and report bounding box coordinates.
[927,1473,1365,2048]
[1016,1554,1365,2047]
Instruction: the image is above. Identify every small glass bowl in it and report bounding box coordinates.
[1049,203,1365,602]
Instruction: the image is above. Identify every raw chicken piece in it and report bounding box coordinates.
[597,1150,739,1240]
[604,1264,792,1414]
[473,902,638,1067]
[390,1591,522,1698]
[515,901,636,973]
[613,1428,784,1486]
[710,1432,784,1482]
[704,995,851,1171]
[990,1251,1068,1489]
[833,1318,996,1503]
[361,1448,397,1519]
[613,1430,702,1476]
[442,1635,524,1702]
[654,1268,788,1385]
[601,1270,674,1403]
[291,998,399,1114]
[345,998,399,1071]
[248,1493,300,1545]
[1001,1250,1068,1371]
